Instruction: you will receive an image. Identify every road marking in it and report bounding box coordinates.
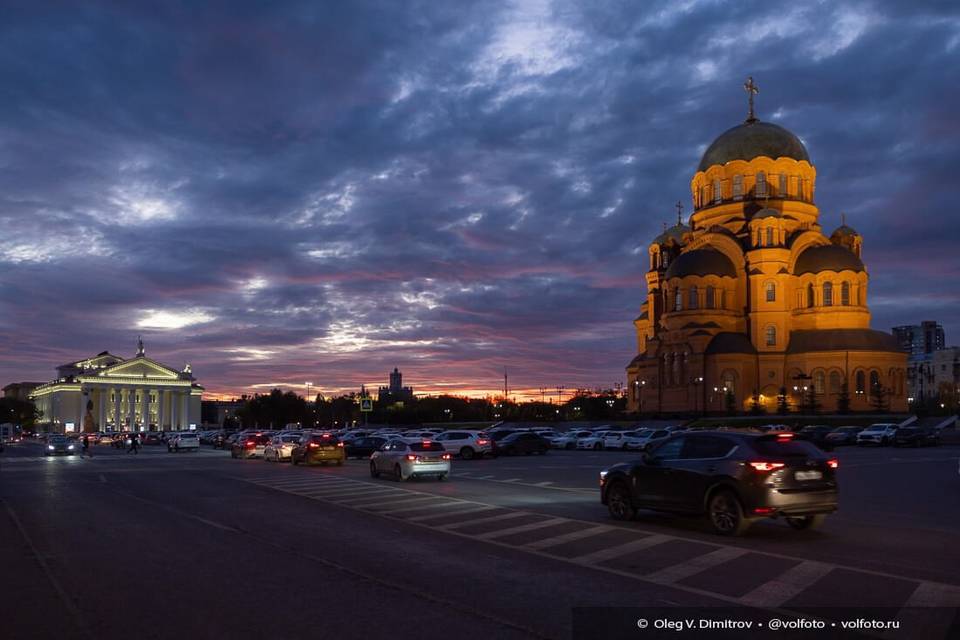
[477,475,495,479]
[900,581,960,607]
[645,547,749,584]
[570,534,672,564]
[738,560,834,608]
[525,525,613,550]
[535,481,554,487]
[377,500,471,516]
[475,518,567,540]
[297,486,390,498]
[340,491,417,505]
[406,505,498,522]
[366,497,446,514]
[440,512,527,530]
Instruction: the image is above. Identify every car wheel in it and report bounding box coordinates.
[606,483,636,521]
[708,490,750,536]
[881,437,889,446]
[394,464,407,481]
[621,443,629,451]
[291,454,298,465]
[437,473,448,481]
[460,447,475,460]
[786,514,826,531]
[370,462,380,478]
[565,442,575,450]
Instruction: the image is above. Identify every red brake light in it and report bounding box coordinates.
[406,454,417,461]
[422,440,432,445]
[244,440,255,447]
[308,442,319,448]
[477,439,489,445]
[748,461,786,472]
[322,433,331,438]
[336,442,344,447]
[753,507,776,515]
[775,433,795,441]
[826,459,839,469]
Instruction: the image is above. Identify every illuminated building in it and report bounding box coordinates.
[626,79,908,414]
[29,338,203,432]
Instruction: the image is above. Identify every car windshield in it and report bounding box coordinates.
[50,437,67,443]
[281,436,300,443]
[752,437,822,457]
[311,435,339,444]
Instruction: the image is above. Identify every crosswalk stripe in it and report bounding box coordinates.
[338,491,415,505]
[319,488,402,501]
[571,534,672,564]
[737,560,834,608]
[299,486,390,498]
[474,518,567,540]
[440,512,525,530]
[405,505,497,522]
[524,525,613,550]
[365,497,445,514]
[900,582,960,607]
[644,547,749,584]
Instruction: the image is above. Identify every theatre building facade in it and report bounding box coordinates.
[30,340,203,433]
[626,81,908,415]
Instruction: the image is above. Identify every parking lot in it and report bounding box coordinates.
[2,436,959,639]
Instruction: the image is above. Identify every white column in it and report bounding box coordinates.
[98,388,106,430]
[113,388,121,431]
[127,388,136,430]
[158,389,166,431]
[181,392,190,429]
[77,387,85,430]
[170,391,178,430]
[139,388,148,431]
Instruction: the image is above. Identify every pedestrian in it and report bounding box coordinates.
[82,434,92,457]
[128,433,139,454]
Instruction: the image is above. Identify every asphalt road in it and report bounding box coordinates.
[2,440,959,640]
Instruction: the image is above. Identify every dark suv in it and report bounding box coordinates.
[892,427,939,447]
[600,432,838,536]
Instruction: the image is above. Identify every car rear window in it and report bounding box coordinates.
[311,434,340,444]
[752,437,822,457]
[409,442,445,452]
[281,435,300,443]
[248,435,271,444]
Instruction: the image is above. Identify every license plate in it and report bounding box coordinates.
[795,470,822,481]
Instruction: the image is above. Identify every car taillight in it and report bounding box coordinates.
[775,433,795,441]
[826,459,839,469]
[477,439,489,445]
[753,507,776,515]
[406,454,417,461]
[336,442,344,447]
[308,442,319,449]
[244,441,255,447]
[748,461,785,472]
[441,453,451,460]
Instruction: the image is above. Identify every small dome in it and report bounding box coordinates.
[830,224,860,239]
[653,223,690,246]
[794,244,864,275]
[698,120,810,172]
[665,249,737,279]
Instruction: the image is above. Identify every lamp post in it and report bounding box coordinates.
[793,372,812,414]
[691,376,704,416]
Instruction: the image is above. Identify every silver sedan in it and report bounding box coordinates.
[370,439,451,481]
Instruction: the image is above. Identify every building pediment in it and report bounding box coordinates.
[97,357,181,380]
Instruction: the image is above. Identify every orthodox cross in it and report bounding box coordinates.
[744,76,759,122]
[841,212,846,226]
[137,335,144,357]
[675,200,684,226]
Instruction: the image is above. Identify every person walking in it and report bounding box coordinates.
[82,434,92,457]
[128,433,139,454]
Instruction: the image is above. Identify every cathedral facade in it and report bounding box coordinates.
[626,82,907,415]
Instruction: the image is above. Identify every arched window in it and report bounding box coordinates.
[870,370,880,391]
[765,325,777,346]
[733,175,743,200]
[766,227,774,246]
[796,177,803,200]
[756,171,767,197]
[779,173,787,196]
[705,286,715,309]
[823,282,833,306]
[814,370,825,395]
[765,282,776,302]
[674,288,683,311]
[829,371,842,394]
[713,179,721,204]
[856,370,865,394]
[841,281,850,306]
[722,371,736,394]
[688,286,699,309]
[807,283,815,308]
[856,284,861,305]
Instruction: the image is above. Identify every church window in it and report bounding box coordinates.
[765,325,777,346]
[765,282,776,302]
[870,370,880,391]
[841,281,850,305]
[733,175,743,200]
[814,370,825,395]
[779,173,787,196]
[796,178,804,200]
[829,370,842,394]
[722,371,736,394]
[688,286,699,309]
[766,227,774,246]
[705,286,715,309]
[713,179,721,203]
[856,370,865,394]
[807,283,815,308]
[756,171,767,197]
[674,288,683,311]
[823,282,833,306]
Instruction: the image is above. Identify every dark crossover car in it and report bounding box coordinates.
[600,432,838,536]
[345,436,388,459]
[495,432,550,456]
[824,426,862,446]
[796,425,835,451]
[892,427,939,447]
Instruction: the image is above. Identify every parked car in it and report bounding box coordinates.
[633,429,672,451]
[168,432,200,452]
[432,430,492,460]
[600,432,838,536]
[856,423,899,446]
[577,431,612,450]
[263,433,303,461]
[231,433,272,459]
[370,439,451,481]
[345,436,388,459]
[496,432,550,456]
[142,433,162,445]
[892,427,939,447]
[549,430,592,450]
[44,435,76,456]
[796,425,835,451]
[824,426,862,446]
[291,432,346,466]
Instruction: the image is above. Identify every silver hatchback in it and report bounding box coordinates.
[370,440,451,481]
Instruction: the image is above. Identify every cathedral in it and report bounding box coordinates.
[626,79,907,415]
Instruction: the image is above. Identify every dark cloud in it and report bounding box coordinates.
[1,0,958,397]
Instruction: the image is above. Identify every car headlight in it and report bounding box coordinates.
[599,470,608,481]
[68,445,75,450]
[48,445,54,450]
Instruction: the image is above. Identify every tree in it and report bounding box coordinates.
[724,389,737,415]
[870,383,890,413]
[836,382,851,414]
[236,389,309,428]
[776,387,789,415]
[0,397,41,429]
[749,390,764,415]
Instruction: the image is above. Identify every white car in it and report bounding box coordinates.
[168,432,200,452]
[263,433,302,462]
[577,431,613,450]
[633,428,672,450]
[432,430,492,460]
[856,423,898,446]
[370,439,451,481]
[601,432,638,449]
[551,430,593,449]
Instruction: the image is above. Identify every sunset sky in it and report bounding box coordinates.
[1,1,958,400]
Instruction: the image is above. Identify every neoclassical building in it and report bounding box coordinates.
[626,81,907,415]
[30,339,203,432]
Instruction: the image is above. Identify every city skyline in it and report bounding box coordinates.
[1,2,958,400]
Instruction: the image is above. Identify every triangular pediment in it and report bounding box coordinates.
[99,357,181,380]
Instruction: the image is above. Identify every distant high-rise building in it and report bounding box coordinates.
[378,368,414,404]
[892,321,945,356]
